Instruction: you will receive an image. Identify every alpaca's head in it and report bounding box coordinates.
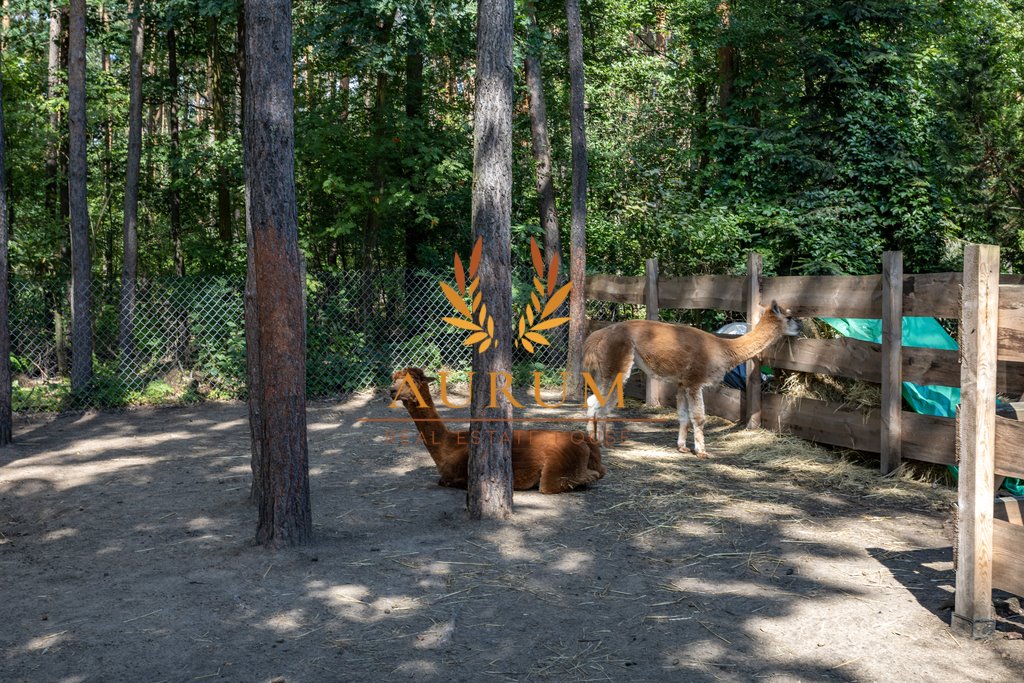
[389,367,435,405]
[766,301,801,337]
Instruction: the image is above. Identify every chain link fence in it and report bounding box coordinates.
[9,270,582,412]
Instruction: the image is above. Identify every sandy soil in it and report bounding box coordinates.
[1,391,1022,682]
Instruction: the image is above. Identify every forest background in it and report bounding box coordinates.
[1,0,1023,407]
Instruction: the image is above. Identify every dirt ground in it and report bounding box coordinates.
[1,389,1023,682]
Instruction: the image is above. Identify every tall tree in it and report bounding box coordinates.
[119,0,143,368]
[45,1,62,220]
[564,0,588,400]
[101,3,114,283]
[361,11,395,323]
[167,26,183,276]
[403,10,426,277]
[244,0,312,547]
[524,1,560,263]
[67,0,91,394]
[0,62,12,445]
[716,1,736,111]
[209,16,232,246]
[467,0,515,520]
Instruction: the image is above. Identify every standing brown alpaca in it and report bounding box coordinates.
[584,301,800,455]
[389,368,605,493]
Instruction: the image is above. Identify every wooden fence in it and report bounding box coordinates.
[952,244,1024,638]
[587,250,1024,472]
[586,244,1024,637]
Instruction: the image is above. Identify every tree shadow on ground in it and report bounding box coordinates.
[1,395,1022,681]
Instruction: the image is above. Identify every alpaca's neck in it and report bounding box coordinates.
[401,390,451,464]
[724,315,784,364]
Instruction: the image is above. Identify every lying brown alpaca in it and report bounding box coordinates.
[584,301,800,455]
[389,368,606,494]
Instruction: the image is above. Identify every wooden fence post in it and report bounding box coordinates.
[881,251,903,473]
[952,243,1000,638]
[745,252,762,428]
[644,258,669,406]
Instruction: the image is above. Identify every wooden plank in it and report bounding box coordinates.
[997,284,1024,363]
[901,412,956,465]
[994,497,1024,526]
[992,520,1024,598]
[761,275,881,318]
[953,244,1000,638]
[902,273,1020,317]
[746,252,763,428]
[762,337,882,381]
[895,346,1023,394]
[904,273,961,317]
[585,274,645,304]
[881,252,904,474]
[657,275,745,311]
[901,347,958,387]
[995,415,1024,479]
[704,384,742,423]
[760,393,881,452]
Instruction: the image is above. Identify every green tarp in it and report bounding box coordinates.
[819,317,1023,497]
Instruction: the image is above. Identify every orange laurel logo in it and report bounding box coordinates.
[439,237,571,354]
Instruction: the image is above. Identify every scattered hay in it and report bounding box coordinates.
[774,370,881,411]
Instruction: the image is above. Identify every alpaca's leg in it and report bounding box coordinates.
[676,387,691,453]
[540,466,570,494]
[586,442,606,479]
[687,388,708,456]
[586,393,604,443]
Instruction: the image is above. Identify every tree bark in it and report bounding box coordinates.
[565,0,588,401]
[167,27,183,276]
[209,16,233,246]
[467,0,515,521]
[245,0,312,547]
[361,13,394,324]
[716,2,736,111]
[238,0,263,506]
[101,4,114,284]
[119,0,143,369]
[524,1,560,264]
[68,0,91,394]
[58,8,69,233]
[0,64,12,445]
[403,24,424,272]
[46,2,62,221]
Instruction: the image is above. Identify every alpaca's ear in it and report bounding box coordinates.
[424,376,437,384]
[771,300,782,316]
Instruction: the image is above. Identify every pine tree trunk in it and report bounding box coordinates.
[403,25,424,276]
[119,1,143,371]
[244,0,312,547]
[101,4,115,284]
[58,10,70,233]
[524,1,560,264]
[565,0,588,401]
[361,14,394,328]
[68,0,92,394]
[46,2,61,221]
[0,65,12,445]
[238,0,263,507]
[167,27,184,277]
[209,16,233,246]
[467,0,515,521]
[403,19,426,305]
[716,2,736,111]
